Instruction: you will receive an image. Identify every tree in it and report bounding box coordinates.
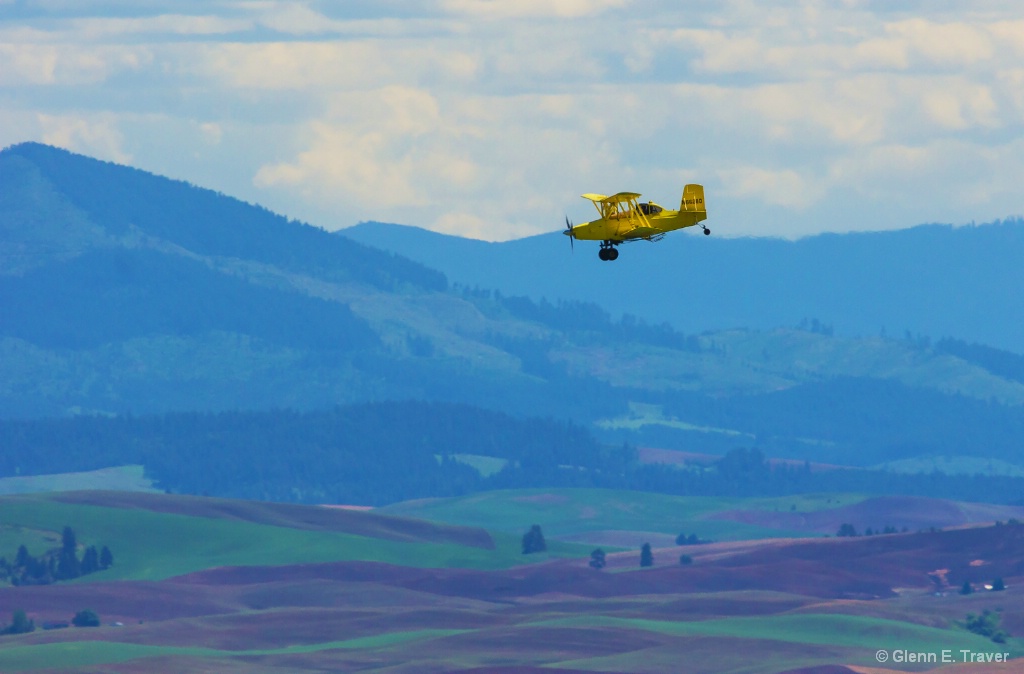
[679,554,693,565]
[960,581,974,595]
[99,546,114,570]
[589,548,606,570]
[4,609,34,635]
[14,545,29,568]
[56,526,81,580]
[81,546,99,575]
[836,523,858,537]
[72,609,101,628]
[640,543,653,568]
[992,578,1006,591]
[521,525,547,555]
[61,526,77,557]
[965,610,1009,643]
[56,549,80,581]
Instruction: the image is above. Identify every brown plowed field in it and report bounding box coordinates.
[4,520,1024,672]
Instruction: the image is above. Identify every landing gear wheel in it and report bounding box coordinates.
[703,227,711,236]
[598,248,609,261]
[608,247,619,260]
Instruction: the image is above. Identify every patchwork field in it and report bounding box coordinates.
[0,490,1022,673]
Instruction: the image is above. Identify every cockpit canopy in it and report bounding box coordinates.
[638,202,663,215]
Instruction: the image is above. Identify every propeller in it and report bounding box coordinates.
[564,216,575,252]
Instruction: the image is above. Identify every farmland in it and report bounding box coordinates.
[0,490,1022,672]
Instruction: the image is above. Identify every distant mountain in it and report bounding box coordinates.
[4,142,1024,480]
[343,219,1024,352]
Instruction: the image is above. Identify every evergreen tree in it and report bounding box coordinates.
[679,554,693,565]
[56,526,81,580]
[640,542,653,567]
[960,581,974,595]
[61,526,77,556]
[15,545,29,568]
[99,545,114,570]
[81,546,99,575]
[589,548,606,570]
[521,525,547,555]
[56,549,80,581]
[5,609,34,635]
[992,578,1006,591]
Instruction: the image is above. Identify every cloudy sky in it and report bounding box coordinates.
[2,1,1023,240]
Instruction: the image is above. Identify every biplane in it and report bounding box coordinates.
[564,184,709,260]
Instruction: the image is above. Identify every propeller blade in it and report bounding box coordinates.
[565,216,574,252]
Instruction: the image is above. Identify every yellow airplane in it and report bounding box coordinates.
[564,184,709,260]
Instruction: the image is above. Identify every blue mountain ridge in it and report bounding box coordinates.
[343,219,1024,353]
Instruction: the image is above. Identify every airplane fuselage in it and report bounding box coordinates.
[567,206,707,242]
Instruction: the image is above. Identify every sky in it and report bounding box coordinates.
[2,0,1024,241]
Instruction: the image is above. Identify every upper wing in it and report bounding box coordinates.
[580,192,641,204]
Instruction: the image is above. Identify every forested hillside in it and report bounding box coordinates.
[3,402,1024,506]
[2,143,444,290]
[4,142,1024,484]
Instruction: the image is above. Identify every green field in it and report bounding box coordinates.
[0,466,157,496]
[1,490,1022,673]
[0,493,587,581]
[0,629,471,672]
[379,488,871,542]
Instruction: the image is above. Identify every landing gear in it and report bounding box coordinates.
[598,242,619,261]
[701,225,711,236]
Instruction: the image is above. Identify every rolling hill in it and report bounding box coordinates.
[0,490,1021,673]
[4,141,1024,485]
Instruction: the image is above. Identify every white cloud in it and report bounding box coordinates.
[3,2,1024,240]
[440,0,629,19]
[718,166,820,210]
[37,113,132,163]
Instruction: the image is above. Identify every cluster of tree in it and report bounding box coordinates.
[627,448,1024,506]
[935,337,1024,386]
[0,402,617,506]
[835,524,905,537]
[963,610,1009,644]
[0,527,112,586]
[72,609,101,628]
[960,579,1006,596]
[0,608,102,635]
[654,378,1024,468]
[1,610,34,635]
[521,525,547,555]
[7,400,1024,507]
[487,293,703,352]
[675,532,711,546]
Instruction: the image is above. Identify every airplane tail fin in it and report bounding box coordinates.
[680,184,706,213]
